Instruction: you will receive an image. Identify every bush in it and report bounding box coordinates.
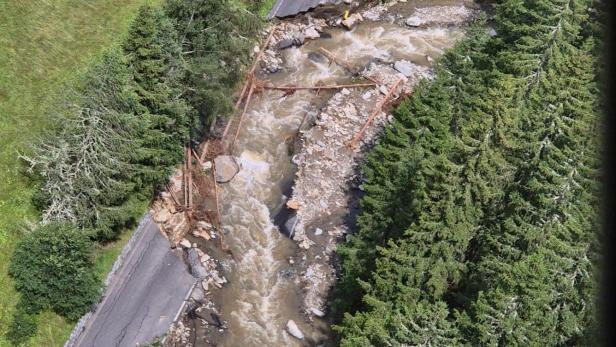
[6,306,37,346]
[9,222,101,321]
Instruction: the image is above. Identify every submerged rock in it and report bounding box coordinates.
[214,155,240,183]
[286,320,304,340]
[282,211,299,238]
[308,52,327,64]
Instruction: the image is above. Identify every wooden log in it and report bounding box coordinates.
[264,82,375,91]
[187,147,193,211]
[319,47,353,71]
[222,27,276,142]
[166,183,182,210]
[183,151,188,207]
[228,82,255,153]
[348,77,404,150]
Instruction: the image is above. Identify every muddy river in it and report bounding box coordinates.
[207,1,477,346]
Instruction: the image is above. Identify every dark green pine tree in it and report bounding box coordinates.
[164,0,261,136]
[123,4,190,191]
[457,0,601,345]
[24,49,146,241]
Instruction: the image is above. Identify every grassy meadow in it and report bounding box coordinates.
[0,1,157,345]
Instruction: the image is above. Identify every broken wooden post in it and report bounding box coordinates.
[319,47,353,71]
[187,147,193,212]
[228,81,255,153]
[264,82,376,91]
[348,77,404,150]
[183,150,188,208]
[221,26,276,144]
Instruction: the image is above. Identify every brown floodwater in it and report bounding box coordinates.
[211,2,474,346]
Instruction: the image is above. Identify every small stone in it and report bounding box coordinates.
[311,308,325,317]
[286,320,304,340]
[278,39,294,49]
[362,91,372,100]
[341,13,362,30]
[314,228,323,236]
[202,280,209,291]
[406,16,422,27]
[394,60,414,77]
[379,85,389,95]
[180,239,192,248]
[202,161,212,170]
[197,221,212,230]
[341,88,351,95]
[289,257,295,264]
[286,200,300,209]
[304,27,320,40]
[201,253,210,262]
[192,243,198,248]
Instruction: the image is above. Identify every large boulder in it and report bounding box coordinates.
[214,155,240,183]
[187,248,208,280]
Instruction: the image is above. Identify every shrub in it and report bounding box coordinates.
[9,222,101,321]
[6,306,37,346]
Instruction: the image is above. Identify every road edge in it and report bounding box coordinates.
[64,213,153,347]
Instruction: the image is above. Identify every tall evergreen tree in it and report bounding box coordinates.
[22,49,144,240]
[123,4,190,191]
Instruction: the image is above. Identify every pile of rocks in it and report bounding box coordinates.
[260,17,328,74]
[187,247,227,303]
[284,55,435,316]
[151,170,190,244]
[405,5,480,27]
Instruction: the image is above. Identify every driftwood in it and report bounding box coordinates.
[319,47,353,71]
[264,82,376,91]
[221,27,277,143]
[348,77,404,150]
[318,47,383,84]
[228,82,256,152]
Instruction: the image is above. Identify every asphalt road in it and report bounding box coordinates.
[268,0,339,18]
[71,218,195,347]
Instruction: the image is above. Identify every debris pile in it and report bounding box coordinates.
[284,50,434,314]
[151,170,190,244]
[260,17,328,74]
[405,5,480,27]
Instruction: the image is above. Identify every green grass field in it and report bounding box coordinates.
[0,1,156,345]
